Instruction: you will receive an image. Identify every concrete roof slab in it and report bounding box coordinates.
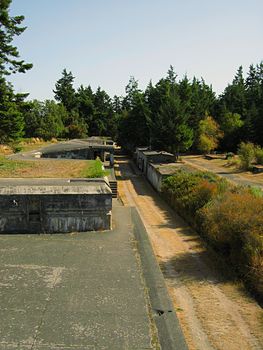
[0,206,154,349]
[0,178,111,195]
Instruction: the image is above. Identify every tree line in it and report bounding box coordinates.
[1,1,263,154]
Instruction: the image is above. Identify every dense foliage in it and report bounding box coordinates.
[162,170,263,299]
[237,142,263,169]
[0,0,32,144]
[2,62,263,153]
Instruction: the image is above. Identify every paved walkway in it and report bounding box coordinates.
[0,205,154,349]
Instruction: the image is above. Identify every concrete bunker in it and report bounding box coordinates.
[135,148,175,174]
[0,178,112,233]
[40,138,115,166]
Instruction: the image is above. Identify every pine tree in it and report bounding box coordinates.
[0,0,33,75]
[0,0,32,143]
[53,69,77,112]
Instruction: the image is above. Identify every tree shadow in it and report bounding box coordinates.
[217,170,243,175]
[159,250,233,285]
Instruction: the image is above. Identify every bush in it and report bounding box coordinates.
[9,141,23,153]
[81,158,108,178]
[226,156,241,168]
[225,152,234,159]
[199,191,263,296]
[255,146,263,165]
[249,186,263,198]
[162,170,227,223]
[237,142,255,170]
[162,168,263,299]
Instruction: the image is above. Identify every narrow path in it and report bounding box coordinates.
[184,156,263,189]
[116,155,263,350]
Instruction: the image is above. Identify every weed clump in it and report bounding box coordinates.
[81,158,108,178]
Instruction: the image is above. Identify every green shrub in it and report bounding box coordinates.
[225,152,234,159]
[81,158,108,178]
[9,141,23,153]
[226,156,241,168]
[255,146,263,165]
[249,186,263,198]
[237,142,255,170]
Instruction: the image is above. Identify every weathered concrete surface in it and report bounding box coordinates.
[41,139,114,161]
[131,208,188,350]
[0,179,112,233]
[0,178,111,194]
[0,206,154,349]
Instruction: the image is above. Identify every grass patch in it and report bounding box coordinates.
[0,156,33,175]
[0,157,107,179]
[18,138,55,153]
[81,158,109,178]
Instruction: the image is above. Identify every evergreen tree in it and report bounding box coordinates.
[0,77,24,143]
[245,63,263,145]
[0,0,32,143]
[76,85,95,127]
[0,0,33,75]
[118,92,150,149]
[151,88,193,157]
[145,68,194,156]
[53,69,88,138]
[118,77,150,150]
[122,76,141,110]
[53,69,77,112]
[92,87,113,136]
[188,78,216,147]
[24,100,66,140]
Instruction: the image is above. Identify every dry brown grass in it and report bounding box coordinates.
[184,156,263,183]
[0,144,13,155]
[19,139,54,152]
[0,159,92,178]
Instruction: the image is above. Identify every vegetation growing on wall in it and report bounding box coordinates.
[81,158,108,178]
[162,170,263,300]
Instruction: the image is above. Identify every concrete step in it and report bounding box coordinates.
[109,181,118,198]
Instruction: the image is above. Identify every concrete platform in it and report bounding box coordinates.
[0,206,153,349]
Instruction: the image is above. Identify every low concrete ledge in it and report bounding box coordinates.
[252,165,263,174]
[131,207,188,350]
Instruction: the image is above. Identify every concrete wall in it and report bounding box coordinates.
[40,139,115,163]
[135,148,149,172]
[42,148,107,161]
[146,164,163,192]
[136,149,175,175]
[0,193,112,233]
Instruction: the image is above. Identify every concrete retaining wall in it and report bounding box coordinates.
[147,163,163,192]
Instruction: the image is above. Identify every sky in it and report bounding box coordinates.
[8,0,263,100]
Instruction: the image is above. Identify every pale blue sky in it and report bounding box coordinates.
[9,0,263,100]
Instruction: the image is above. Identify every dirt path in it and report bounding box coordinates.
[116,156,263,350]
[183,155,263,189]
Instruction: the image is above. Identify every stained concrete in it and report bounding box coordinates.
[40,139,114,161]
[0,206,154,349]
[0,179,112,233]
